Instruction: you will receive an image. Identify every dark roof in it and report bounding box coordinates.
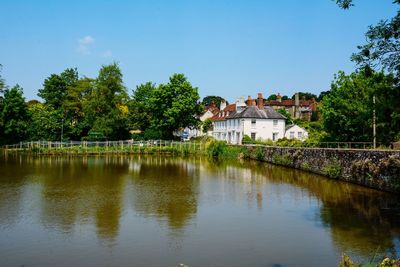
[226,106,286,120]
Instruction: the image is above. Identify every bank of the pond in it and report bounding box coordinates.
[240,144,400,193]
[3,140,400,193]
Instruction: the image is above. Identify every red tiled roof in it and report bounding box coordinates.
[211,104,236,121]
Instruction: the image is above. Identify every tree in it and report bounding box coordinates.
[277,107,293,124]
[317,91,330,102]
[267,94,277,101]
[27,103,63,141]
[129,82,156,132]
[201,96,228,108]
[84,63,130,140]
[149,74,202,139]
[38,68,78,109]
[320,70,398,144]
[336,0,400,76]
[291,92,317,100]
[64,77,95,139]
[202,118,213,133]
[0,64,5,94]
[1,85,29,144]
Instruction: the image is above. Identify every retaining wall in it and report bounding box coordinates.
[244,146,400,193]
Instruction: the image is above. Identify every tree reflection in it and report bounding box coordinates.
[128,156,199,233]
[206,159,400,258]
[37,156,126,244]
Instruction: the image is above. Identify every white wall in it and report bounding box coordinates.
[284,125,308,140]
[242,119,285,141]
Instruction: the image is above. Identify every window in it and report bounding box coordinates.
[298,132,303,138]
[290,131,294,139]
[273,132,278,141]
[251,119,256,128]
[273,120,278,126]
[251,132,256,140]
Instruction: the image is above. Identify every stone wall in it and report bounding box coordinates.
[244,145,400,193]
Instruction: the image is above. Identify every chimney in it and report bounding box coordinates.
[277,93,282,103]
[257,93,264,110]
[220,100,226,111]
[295,93,300,119]
[247,96,253,106]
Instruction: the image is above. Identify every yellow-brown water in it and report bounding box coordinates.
[0,154,399,267]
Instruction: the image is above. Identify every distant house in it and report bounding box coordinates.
[265,93,318,121]
[212,93,286,144]
[186,101,219,138]
[285,124,308,141]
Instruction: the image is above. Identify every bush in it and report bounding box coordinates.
[255,147,265,161]
[206,140,228,158]
[323,158,342,179]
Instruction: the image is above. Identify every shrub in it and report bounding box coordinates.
[323,158,342,179]
[206,140,228,158]
[255,147,265,161]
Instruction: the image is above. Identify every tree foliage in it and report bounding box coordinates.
[291,92,317,100]
[321,70,399,144]
[201,95,227,108]
[27,103,62,141]
[1,85,29,144]
[84,63,130,140]
[336,0,400,76]
[129,82,156,132]
[150,74,202,139]
[38,68,78,109]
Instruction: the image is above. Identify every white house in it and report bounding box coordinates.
[284,124,308,141]
[212,93,286,144]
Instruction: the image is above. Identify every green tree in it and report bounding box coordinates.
[202,118,213,133]
[321,70,397,144]
[1,85,29,144]
[38,68,78,109]
[150,74,202,139]
[291,92,317,100]
[277,107,293,124]
[267,94,277,101]
[129,82,156,132]
[201,96,227,108]
[64,77,95,139]
[336,0,400,75]
[27,103,63,141]
[84,63,130,140]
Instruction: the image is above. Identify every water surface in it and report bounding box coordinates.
[0,154,399,267]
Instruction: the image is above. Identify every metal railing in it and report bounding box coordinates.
[2,140,204,153]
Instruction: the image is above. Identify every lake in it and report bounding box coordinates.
[0,154,399,267]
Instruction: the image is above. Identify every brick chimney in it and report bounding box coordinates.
[277,93,282,103]
[257,93,264,110]
[247,96,253,106]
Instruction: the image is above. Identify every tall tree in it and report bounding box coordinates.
[321,70,398,144]
[27,103,62,141]
[336,0,400,75]
[1,85,29,144]
[150,74,202,139]
[85,63,130,140]
[64,77,95,139]
[129,82,156,132]
[38,68,78,109]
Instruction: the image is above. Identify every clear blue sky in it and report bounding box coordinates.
[0,0,397,102]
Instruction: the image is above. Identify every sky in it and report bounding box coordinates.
[0,0,397,102]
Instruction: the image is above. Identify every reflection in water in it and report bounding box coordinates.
[0,154,399,266]
[127,156,199,232]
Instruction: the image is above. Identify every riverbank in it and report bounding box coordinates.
[3,140,400,193]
